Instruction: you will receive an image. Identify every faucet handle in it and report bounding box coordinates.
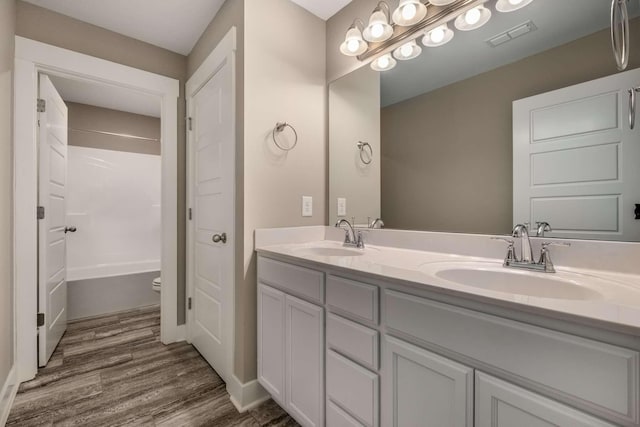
[491,237,515,246]
[541,241,570,249]
[492,237,517,265]
[539,241,570,272]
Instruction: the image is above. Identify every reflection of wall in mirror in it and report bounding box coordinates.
[329,66,381,226]
[380,18,640,236]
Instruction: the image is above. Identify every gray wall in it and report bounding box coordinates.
[381,19,640,234]
[0,0,16,397]
[242,0,326,383]
[68,102,161,156]
[16,0,189,324]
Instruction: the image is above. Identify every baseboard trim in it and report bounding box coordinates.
[227,376,269,413]
[0,366,19,426]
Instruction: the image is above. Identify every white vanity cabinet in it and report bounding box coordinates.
[475,372,614,427]
[382,335,474,427]
[256,254,640,427]
[257,257,325,427]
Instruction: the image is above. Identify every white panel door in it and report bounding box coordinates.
[514,68,640,241]
[382,335,474,427]
[38,75,69,366]
[286,294,324,427]
[189,55,234,383]
[257,283,286,406]
[475,372,614,427]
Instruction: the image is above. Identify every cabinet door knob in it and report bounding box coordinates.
[64,226,77,234]
[212,233,227,244]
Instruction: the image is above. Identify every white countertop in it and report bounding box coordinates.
[256,237,640,334]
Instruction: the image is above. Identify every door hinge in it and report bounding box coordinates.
[188,117,193,131]
[188,297,192,310]
[188,208,192,221]
[37,206,45,220]
[37,98,46,113]
[37,313,45,327]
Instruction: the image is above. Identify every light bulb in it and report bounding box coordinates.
[371,23,385,39]
[508,0,524,4]
[400,43,413,58]
[346,39,360,53]
[465,7,481,25]
[430,27,445,43]
[377,55,390,69]
[401,3,417,20]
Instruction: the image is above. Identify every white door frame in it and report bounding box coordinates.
[14,36,180,382]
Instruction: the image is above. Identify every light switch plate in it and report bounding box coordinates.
[337,198,346,216]
[302,196,313,217]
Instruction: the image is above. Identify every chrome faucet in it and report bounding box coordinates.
[369,217,385,229]
[512,224,533,263]
[492,223,570,273]
[335,219,364,249]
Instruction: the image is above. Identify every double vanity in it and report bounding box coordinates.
[255,226,640,427]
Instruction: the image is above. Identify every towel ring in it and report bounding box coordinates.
[272,122,298,151]
[357,141,373,165]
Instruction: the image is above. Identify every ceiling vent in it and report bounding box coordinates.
[486,20,537,47]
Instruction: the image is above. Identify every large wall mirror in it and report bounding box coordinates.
[329,0,640,241]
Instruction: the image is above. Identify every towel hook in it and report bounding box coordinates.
[272,122,298,151]
[357,141,373,165]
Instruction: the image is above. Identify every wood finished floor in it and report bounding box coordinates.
[7,306,299,427]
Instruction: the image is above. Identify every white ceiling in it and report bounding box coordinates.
[49,75,161,118]
[23,0,351,55]
[22,0,225,55]
[290,0,353,20]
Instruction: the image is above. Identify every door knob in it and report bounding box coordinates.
[212,233,227,244]
[64,226,77,234]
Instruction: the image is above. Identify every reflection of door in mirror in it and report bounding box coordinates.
[329,66,381,226]
[514,68,640,241]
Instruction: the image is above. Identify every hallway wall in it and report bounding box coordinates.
[0,0,16,409]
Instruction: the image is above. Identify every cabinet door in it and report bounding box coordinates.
[476,372,614,427]
[382,335,473,427]
[257,283,286,405]
[286,294,324,427]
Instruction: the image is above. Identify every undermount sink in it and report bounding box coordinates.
[293,246,364,257]
[421,262,603,300]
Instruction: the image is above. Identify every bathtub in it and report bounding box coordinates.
[65,146,161,318]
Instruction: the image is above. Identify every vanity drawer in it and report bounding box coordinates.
[326,275,378,324]
[258,256,324,304]
[327,350,379,427]
[384,289,640,423]
[327,313,379,371]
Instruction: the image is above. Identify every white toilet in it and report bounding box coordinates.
[152,276,161,293]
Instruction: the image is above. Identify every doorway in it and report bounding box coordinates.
[14,36,180,381]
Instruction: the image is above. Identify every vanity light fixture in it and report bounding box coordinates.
[370,53,397,71]
[340,19,368,56]
[422,23,455,47]
[342,0,537,72]
[392,0,428,26]
[454,5,492,31]
[394,40,422,60]
[428,0,458,5]
[495,0,534,13]
[363,2,394,43]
